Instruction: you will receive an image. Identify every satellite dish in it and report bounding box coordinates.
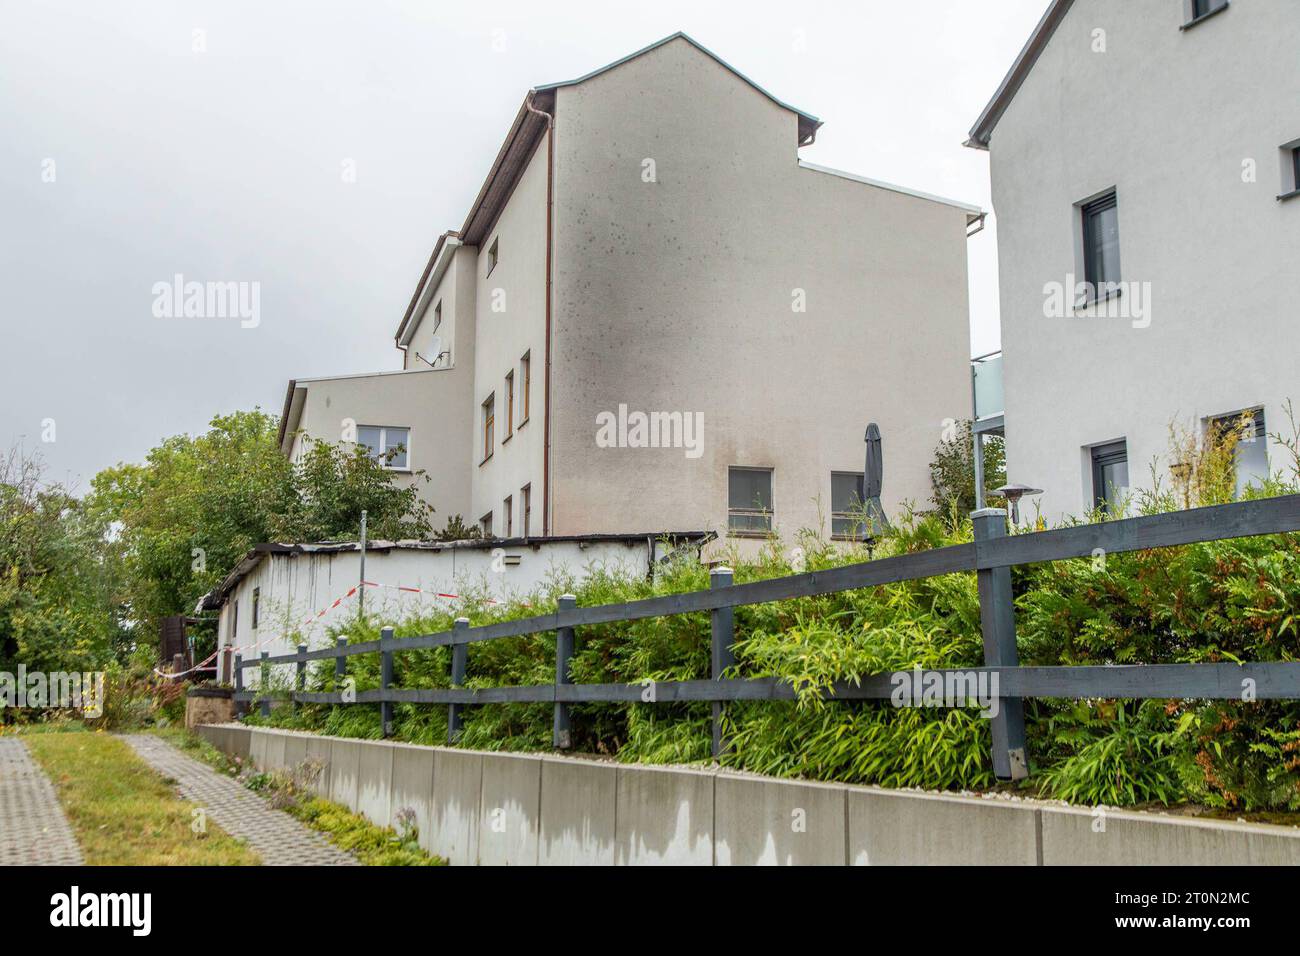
[427,336,442,366]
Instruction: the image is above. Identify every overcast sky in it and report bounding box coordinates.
[0,0,1047,491]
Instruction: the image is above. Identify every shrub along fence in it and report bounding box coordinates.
[234,497,1300,782]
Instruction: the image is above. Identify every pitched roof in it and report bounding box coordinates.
[536,31,822,144]
[394,32,824,343]
[966,0,1075,149]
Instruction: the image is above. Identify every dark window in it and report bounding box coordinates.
[1191,0,1225,19]
[831,472,867,540]
[487,237,499,276]
[1082,191,1121,295]
[480,512,493,537]
[728,467,773,534]
[1293,147,1300,192]
[230,599,238,639]
[252,587,259,630]
[1091,441,1129,514]
[503,495,513,537]
[1210,408,1268,496]
[521,484,531,537]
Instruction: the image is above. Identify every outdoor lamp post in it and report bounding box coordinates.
[992,483,1044,526]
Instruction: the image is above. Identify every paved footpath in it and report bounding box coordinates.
[120,734,356,866]
[0,738,84,865]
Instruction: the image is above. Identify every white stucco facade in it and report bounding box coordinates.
[279,33,981,546]
[974,0,1300,523]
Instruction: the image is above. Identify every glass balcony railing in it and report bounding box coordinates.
[972,351,1003,423]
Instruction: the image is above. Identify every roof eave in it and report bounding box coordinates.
[966,0,1075,150]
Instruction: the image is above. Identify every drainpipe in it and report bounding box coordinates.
[525,93,555,535]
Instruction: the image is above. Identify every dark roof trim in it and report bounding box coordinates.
[966,0,1074,150]
[535,31,822,144]
[393,230,458,346]
[198,531,713,609]
[275,379,299,449]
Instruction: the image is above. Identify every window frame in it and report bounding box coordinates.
[431,299,442,335]
[504,370,515,441]
[1283,145,1300,201]
[830,471,869,541]
[1080,190,1121,298]
[486,237,499,277]
[1182,0,1229,29]
[357,424,412,471]
[252,586,260,630]
[479,512,493,537]
[519,351,531,425]
[1090,440,1129,515]
[503,495,513,537]
[727,466,774,536]
[1209,407,1268,495]
[521,483,531,538]
[481,394,495,464]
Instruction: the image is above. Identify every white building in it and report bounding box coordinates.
[968,0,1300,522]
[281,32,983,547]
[201,532,709,683]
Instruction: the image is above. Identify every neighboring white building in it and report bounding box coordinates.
[281,32,983,547]
[968,0,1300,522]
[201,532,710,683]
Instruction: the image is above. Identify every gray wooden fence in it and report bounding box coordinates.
[233,495,1300,781]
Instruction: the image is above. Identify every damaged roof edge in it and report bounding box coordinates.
[966,0,1074,150]
[198,531,715,610]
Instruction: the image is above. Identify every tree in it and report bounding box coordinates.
[0,445,124,674]
[928,420,1006,516]
[90,410,440,647]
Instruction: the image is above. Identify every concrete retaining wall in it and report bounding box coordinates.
[197,724,1300,866]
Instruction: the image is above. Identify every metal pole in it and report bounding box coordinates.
[358,509,368,619]
[973,428,987,511]
[710,567,735,759]
[972,508,1028,781]
[379,626,394,738]
[553,595,576,749]
[448,618,469,743]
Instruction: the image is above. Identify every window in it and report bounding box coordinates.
[1081,191,1121,297]
[505,371,515,439]
[481,394,495,462]
[1184,0,1228,27]
[503,496,513,537]
[487,237,499,276]
[1211,409,1268,497]
[480,512,493,537]
[432,300,442,334]
[728,467,773,534]
[519,351,531,424]
[521,484,531,537]
[831,472,867,540]
[1091,441,1129,515]
[230,599,238,640]
[357,425,410,469]
[1282,144,1300,200]
[252,587,260,630]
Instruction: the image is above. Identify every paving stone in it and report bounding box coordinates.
[119,734,356,866]
[0,738,84,866]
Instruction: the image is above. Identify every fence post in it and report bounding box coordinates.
[294,643,307,714]
[233,653,244,718]
[448,618,469,743]
[553,594,577,749]
[380,626,395,738]
[972,508,1029,781]
[259,650,270,718]
[710,567,735,759]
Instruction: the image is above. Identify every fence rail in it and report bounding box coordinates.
[233,494,1300,780]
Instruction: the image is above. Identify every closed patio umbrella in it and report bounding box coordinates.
[863,423,889,535]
